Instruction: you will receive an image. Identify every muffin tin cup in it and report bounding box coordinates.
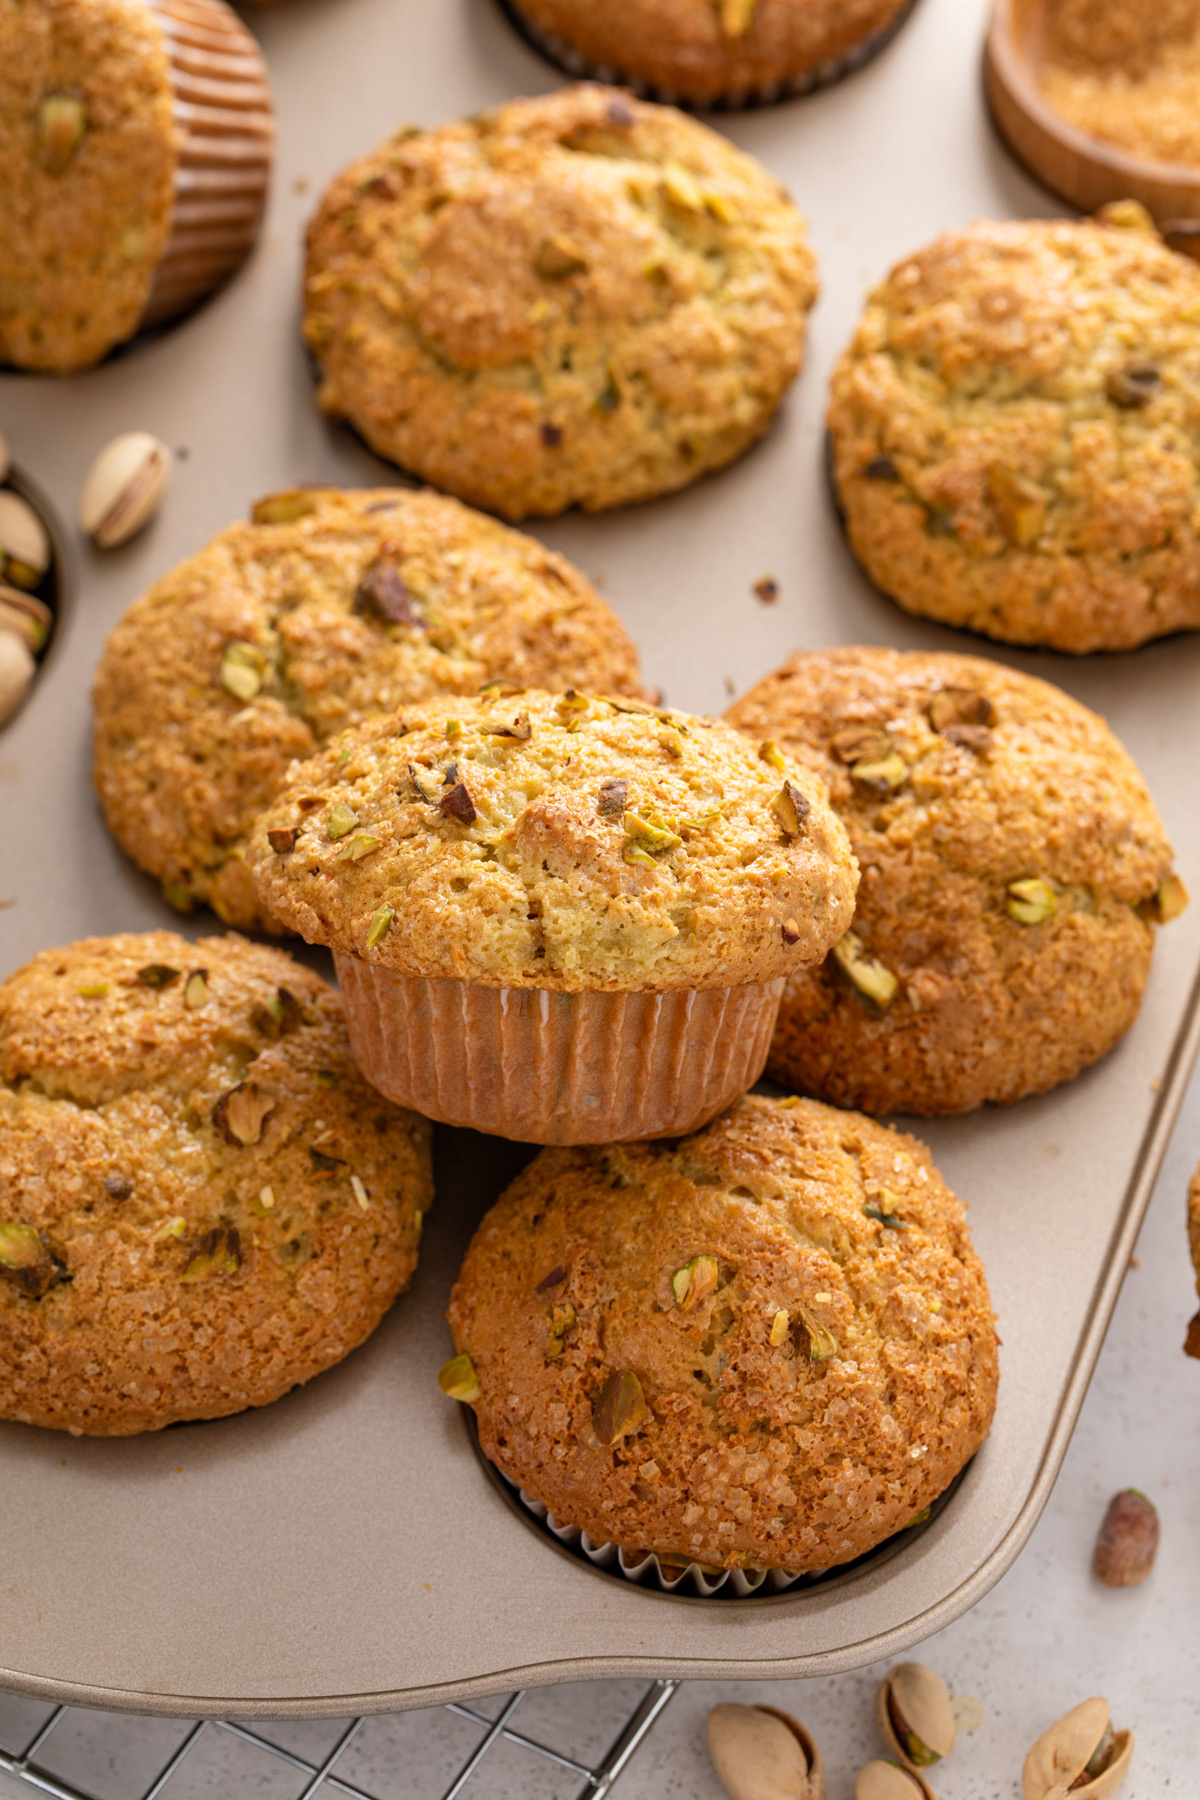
[333,953,785,1144]
[495,0,920,110]
[141,0,275,331]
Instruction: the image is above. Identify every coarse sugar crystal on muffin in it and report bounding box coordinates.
[0,0,273,374]
[92,485,645,934]
[302,84,817,520]
[247,690,858,1142]
[442,1092,998,1575]
[0,931,432,1436]
[501,0,916,109]
[827,209,1200,651]
[726,645,1186,1116]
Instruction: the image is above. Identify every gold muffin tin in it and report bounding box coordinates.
[0,0,1198,1717]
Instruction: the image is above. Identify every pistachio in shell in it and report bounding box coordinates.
[0,629,35,729]
[706,1702,825,1800]
[1021,1698,1133,1800]
[875,1663,955,1770]
[0,490,50,588]
[79,432,171,549]
[0,585,52,652]
[856,1763,937,1800]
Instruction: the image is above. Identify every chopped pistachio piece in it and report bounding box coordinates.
[772,780,811,836]
[252,489,318,525]
[438,1351,481,1403]
[597,778,628,818]
[219,640,268,703]
[794,1300,838,1363]
[662,163,703,211]
[156,1216,187,1240]
[268,827,299,855]
[479,678,525,699]
[1140,873,1189,923]
[623,845,657,868]
[781,919,801,945]
[212,1082,275,1147]
[624,811,682,853]
[184,969,209,1009]
[338,832,381,862]
[657,725,685,758]
[0,1222,45,1270]
[987,465,1045,546]
[315,1068,340,1088]
[366,903,395,949]
[326,801,358,840]
[759,740,787,771]
[534,238,587,279]
[851,749,908,794]
[670,1254,719,1311]
[439,780,477,824]
[557,688,590,714]
[769,1307,789,1347]
[831,724,891,766]
[36,92,86,175]
[1007,877,1057,925]
[832,930,898,1012]
[180,1225,241,1282]
[137,963,180,988]
[484,711,532,741]
[78,982,109,998]
[864,1202,912,1231]
[161,878,194,914]
[546,1299,577,1359]
[408,762,443,805]
[354,559,418,625]
[592,1369,649,1446]
[1106,363,1160,408]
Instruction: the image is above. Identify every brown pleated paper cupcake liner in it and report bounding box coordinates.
[495,0,920,110]
[333,956,785,1145]
[142,0,275,330]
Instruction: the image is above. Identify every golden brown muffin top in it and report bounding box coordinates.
[447,1093,998,1573]
[726,646,1177,909]
[92,486,644,934]
[513,0,910,105]
[248,690,858,991]
[0,931,432,1435]
[0,0,176,372]
[827,213,1200,652]
[303,84,816,518]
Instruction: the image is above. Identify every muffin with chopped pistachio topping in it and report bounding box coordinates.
[0,0,273,373]
[247,690,857,1143]
[92,485,645,933]
[302,85,817,520]
[500,0,916,109]
[827,210,1200,652]
[726,646,1185,1116]
[0,931,432,1436]
[443,1092,998,1575]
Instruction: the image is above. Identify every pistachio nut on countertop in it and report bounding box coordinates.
[855,1760,937,1800]
[875,1663,956,1771]
[1021,1697,1133,1800]
[706,1703,825,1800]
[79,431,171,549]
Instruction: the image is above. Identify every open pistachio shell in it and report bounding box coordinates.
[707,1703,825,1800]
[856,1761,937,1800]
[875,1663,956,1769]
[0,489,50,582]
[1021,1698,1133,1800]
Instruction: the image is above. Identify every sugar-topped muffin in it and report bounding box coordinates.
[444,1093,998,1573]
[0,931,432,1435]
[303,85,817,519]
[727,646,1186,1114]
[92,486,644,933]
[827,211,1200,651]
[247,690,857,1141]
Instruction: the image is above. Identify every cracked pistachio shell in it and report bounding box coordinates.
[80,432,171,548]
[875,1664,955,1769]
[0,490,49,579]
[856,1763,936,1800]
[707,1703,825,1800]
[1021,1699,1133,1800]
[0,629,35,729]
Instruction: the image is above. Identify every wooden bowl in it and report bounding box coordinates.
[984,0,1200,221]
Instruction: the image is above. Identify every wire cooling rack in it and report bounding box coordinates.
[0,1683,678,1800]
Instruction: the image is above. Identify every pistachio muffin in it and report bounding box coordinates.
[0,931,432,1436]
[247,691,858,1142]
[726,646,1186,1116]
[0,0,273,373]
[827,211,1200,652]
[501,0,915,109]
[303,85,817,520]
[444,1093,998,1574]
[93,486,645,934]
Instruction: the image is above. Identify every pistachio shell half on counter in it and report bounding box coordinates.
[855,1761,937,1800]
[1021,1698,1133,1800]
[80,432,171,549]
[875,1663,956,1770]
[707,1703,825,1800]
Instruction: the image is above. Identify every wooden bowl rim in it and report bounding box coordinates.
[986,0,1200,199]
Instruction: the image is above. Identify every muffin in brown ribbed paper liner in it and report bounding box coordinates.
[495,0,919,110]
[333,956,785,1144]
[0,0,272,372]
[142,0,274,330]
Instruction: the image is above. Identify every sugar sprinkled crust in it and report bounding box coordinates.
[248,690,858,991]
[0,932,432,1436]
[92,486,644,933]
[0,0,176,372]
[303,85,817,519]
[828,215,1200,652]
[448,1092,998,1574]
[727,646,1180,1114]
[510,0,911,106]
